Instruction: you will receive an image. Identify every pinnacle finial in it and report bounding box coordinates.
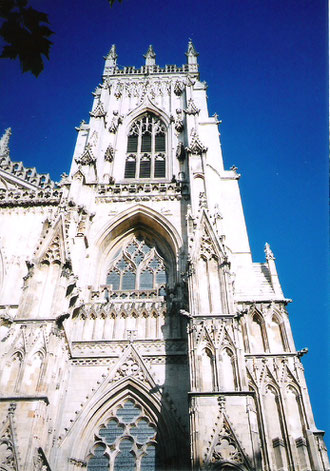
[144,45,156,66]
[0,127,11,156]
[264,242,275,261]
[104,44,118,69]
[186,39,199,57]
[108,44,118,60]
[185,40,199,71]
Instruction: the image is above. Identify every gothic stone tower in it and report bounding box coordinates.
[0,42,328,471]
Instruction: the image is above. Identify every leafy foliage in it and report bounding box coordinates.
[0,0,53,76]
[0,0,122,77]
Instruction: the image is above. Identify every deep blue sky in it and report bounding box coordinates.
[1,0,328,439]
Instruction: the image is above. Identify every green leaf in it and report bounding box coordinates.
[0,0,53,76]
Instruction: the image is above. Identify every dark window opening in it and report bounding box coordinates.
[124,113,167,180]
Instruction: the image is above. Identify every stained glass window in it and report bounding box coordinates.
[87,399,158,471]
[124,113,167,180]
[106,235,168,294]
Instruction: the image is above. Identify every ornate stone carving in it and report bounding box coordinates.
[174,79,185,96]
[176,141,186,161]
[186,128,207,154]
[264,242,275,261]
[104,144,115,162]
[206,415,251,470]
[33,447,51,471]
[69,458,87,468]
[114,81,123,99]
[173,108,184,133]
[199,191,207,208]
[75,144,95,166]
[108,110,123,133]
[40,234,62,263]
[114,357,144,381]
[89,101,106,118]
[184,98,200,115]
[0,404,18,471]
[200,226,217,260]
[123,79,171,101]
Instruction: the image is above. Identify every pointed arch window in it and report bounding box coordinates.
[106,235,168,295]
[269,315,286,352]
[125,113,167,180]
[87,399,158,471]
[250,313,267,353]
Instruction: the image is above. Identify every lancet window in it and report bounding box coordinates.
[106,235,167,296]
[87,399,158,471]
[124,113,167,180]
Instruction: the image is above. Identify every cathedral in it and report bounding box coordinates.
[0,42,328,471]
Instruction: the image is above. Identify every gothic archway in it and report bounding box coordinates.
[67,378,180,470]
[94,205,182,288]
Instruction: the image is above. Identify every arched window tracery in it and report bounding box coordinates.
[125,113,167,180]
[106,234,168,296]
[86,399,158,471]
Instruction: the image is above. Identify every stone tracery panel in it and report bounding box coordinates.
[86,399,158,471]
[106,234,167,296]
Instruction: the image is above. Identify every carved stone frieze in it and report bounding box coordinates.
[124,79,172,101]
[96,181,189,202]
[71,339,187,358]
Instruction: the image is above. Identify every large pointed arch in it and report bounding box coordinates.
[65,377,181,467]
[93,204,182,287]
[124,98,171,131]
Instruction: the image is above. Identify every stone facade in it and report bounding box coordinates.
[0,42,328,471]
